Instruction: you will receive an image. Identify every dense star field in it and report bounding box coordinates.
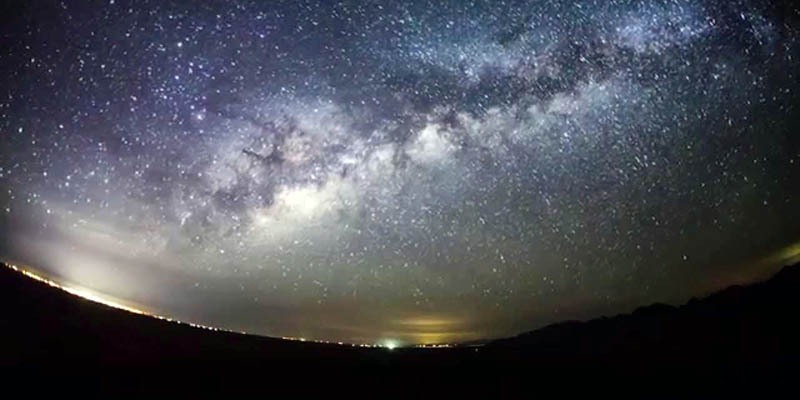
[1,0,799,345]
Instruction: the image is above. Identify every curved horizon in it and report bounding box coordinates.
[3,235,799,346]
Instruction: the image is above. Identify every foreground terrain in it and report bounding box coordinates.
[2,262,799,395]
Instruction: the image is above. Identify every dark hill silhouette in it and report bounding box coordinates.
[487,266,800,372]
[2,262,799,395]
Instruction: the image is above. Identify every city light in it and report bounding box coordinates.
[2,261,462,349]
[383,340,399,350]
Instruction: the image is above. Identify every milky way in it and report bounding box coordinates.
[2,0,800,345]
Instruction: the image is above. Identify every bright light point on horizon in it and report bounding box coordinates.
[383,340,399,350]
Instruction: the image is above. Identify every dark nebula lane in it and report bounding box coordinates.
[1,0,800,345]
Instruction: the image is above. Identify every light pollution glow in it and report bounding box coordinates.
[2,261,420,348]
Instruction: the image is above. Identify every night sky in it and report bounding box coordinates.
[2,0,800,346]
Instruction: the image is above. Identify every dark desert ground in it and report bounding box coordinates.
[2,260,799,396]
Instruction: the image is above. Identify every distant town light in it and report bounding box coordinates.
[383,340,398,350]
